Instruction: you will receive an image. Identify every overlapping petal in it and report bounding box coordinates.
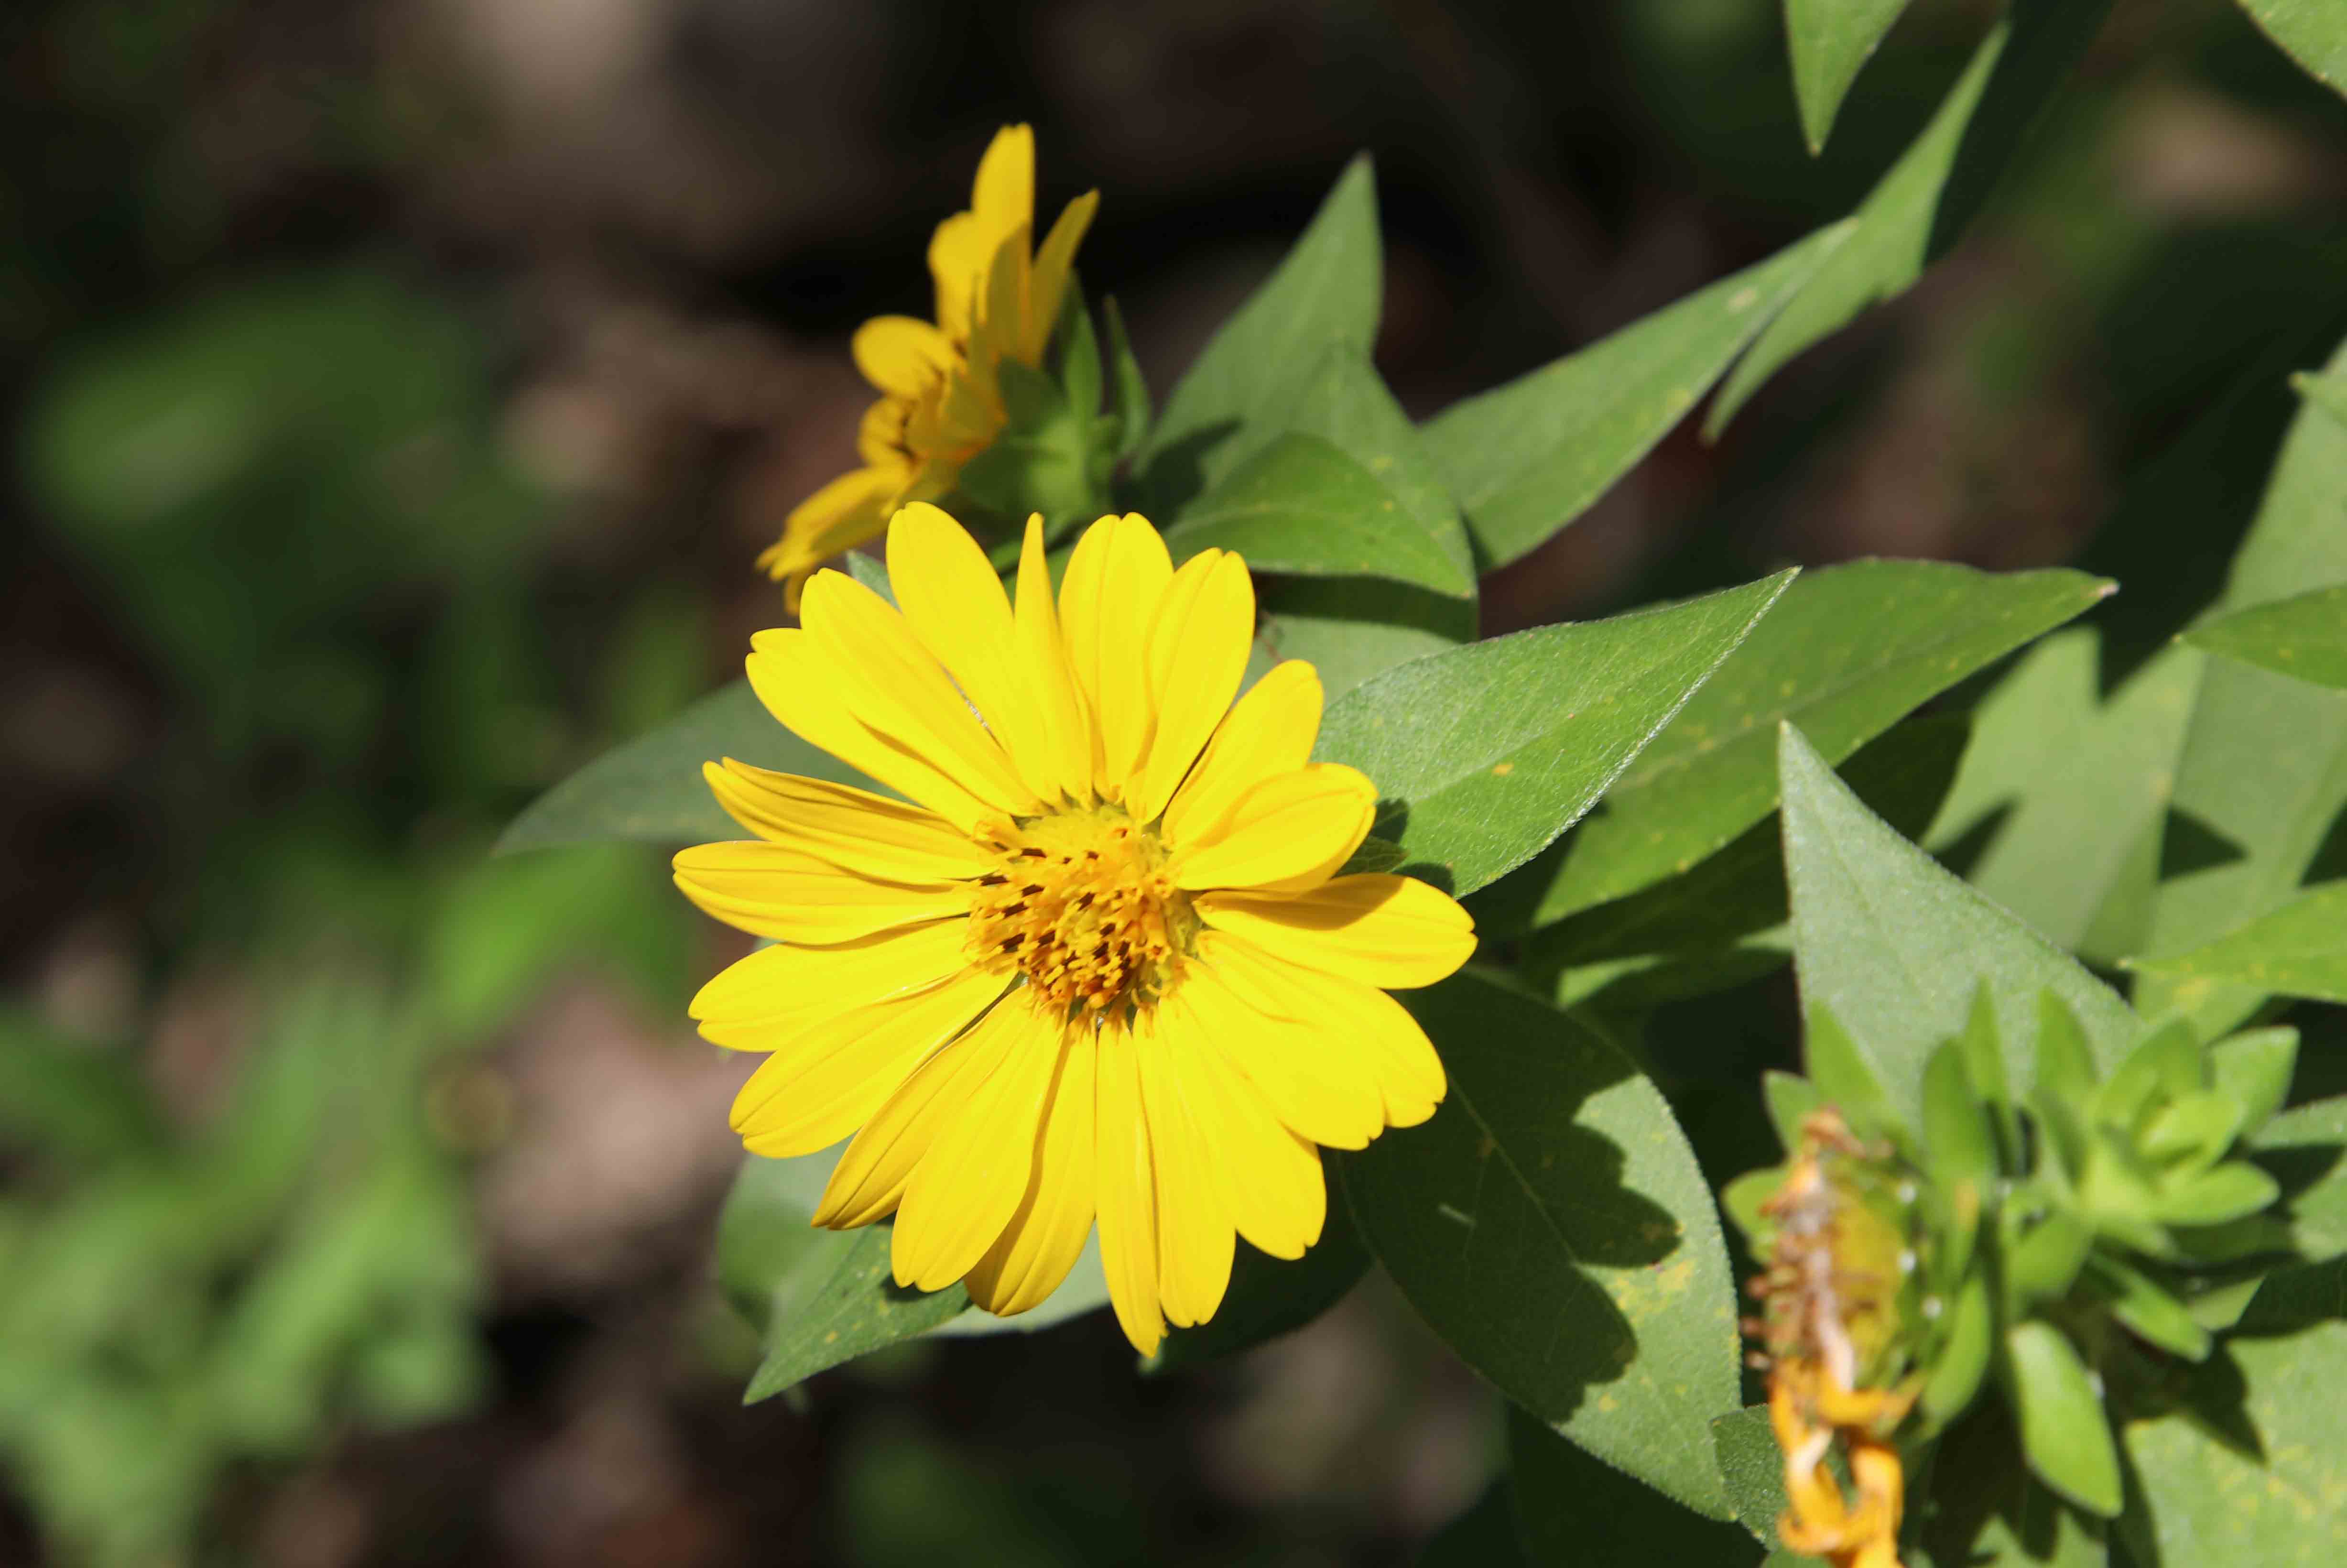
[1196,874,1477,988]
[672,841,966,944]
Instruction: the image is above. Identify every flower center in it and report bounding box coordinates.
[967,806,1191,1016]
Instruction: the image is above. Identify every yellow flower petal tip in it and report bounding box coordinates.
[685,506,1474,1353]
[758,128,1098,598]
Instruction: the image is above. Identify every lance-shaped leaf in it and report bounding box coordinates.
[2232,0,2347,100]
[2138,332,2347,1037]
[2123,1321,2347,1564]
[1168,347,1475,597]
[1341,974,1742,1518]
[498,681,881,853]
[1315,571,1793,897]
[1709,1404,1790,1548]
[1507,560,2109,928]
[1784,0,1915,152]
[2130,882,2347,1007]
[2007,1320,2122,1517]
[1707,0,2114,435]
[741,1224,968,1402]
[1779,722,2139,1129]
[1138,157,1381,510]
[1508,1407,1758,1564]
[1257,575,1474,700]
[2250,1094,2347,1265]
[1420,226,1847,570]
[2185,583,2347,692]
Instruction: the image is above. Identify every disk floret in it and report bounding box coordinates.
[967,807,1192,1014]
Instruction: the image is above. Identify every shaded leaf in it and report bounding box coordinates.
[1707,0,2114,434]
[1341,974,1742,1517]
[1779,723,2139,1130]
[1164,433,1468,592]
[1149,1168,1369,1373]
[1259,575,1474,701]
[743,1225,967,1403]
[2122,1322,2347,1564]
[498,681,880,853]
[1517,561,2109,927]
[2138,334,2347,1037]
[1509,1406,1758,1564]
[1784,0,1915,152]
[1316,571,1794,897]
[2252,1095,2347,1265]
[1421,228,1847,570]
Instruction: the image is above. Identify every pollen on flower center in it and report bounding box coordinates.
[967,808,1193,1015]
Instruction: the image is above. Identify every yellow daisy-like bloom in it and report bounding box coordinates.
[680,503,1476,1354]
[758,126,1100,610]
[1751,1111,1917,1568]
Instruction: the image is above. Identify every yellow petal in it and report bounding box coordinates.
[929,212,986,343]
[746,629,997,831]
[672,841,967,944]
[1174,764,1376,892]
[1135,1004,1233,1327]
[964,1025,1098,1315]
[1232,957,1447,1129]
[1166,939,1384,1150]
[814,999,1023,1229]
[757,463,902,612]
[852,316,957,399]
[1060,515,1172,797]
[1162,660,1323,849]
[1024,190,1099,363]
[891,992,1065,1290]
[1196,874,1476,989]
[1093,1013,1164,1355]
[1160,1004,1326,1260]
[970,124,1036,237]
[797,570,1042,817]
[732,968,1008,1156]
[1130,550,1254,821]
[703,761,993,881]
[886,502,1067,805]
[689,919,973,1051]
[1013,513,1097,801]
[968,223,1032,389]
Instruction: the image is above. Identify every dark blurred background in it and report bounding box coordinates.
[4,0,2345,1563]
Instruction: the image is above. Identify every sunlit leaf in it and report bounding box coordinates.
[1783,0,1914,152]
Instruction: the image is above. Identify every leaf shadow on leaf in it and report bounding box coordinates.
[1361,799,1457,896]
[2160,808,2248,880]
[1923,1399,2109,1568]
[2298,802,2347,884]
[1932,801,2013,881]
[1133,419,1241,516]
[2254,1140,2346,1225]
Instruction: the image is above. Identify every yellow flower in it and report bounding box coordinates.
[680,503,1476,1353]
[1750,1110,1917,1568]
[758,127,1099,610]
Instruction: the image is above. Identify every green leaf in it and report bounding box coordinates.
[2185,584,2347,691]
[2089,1254,2211,1360]
[1511,561,2110,928]
[1514,711,1969,966]
[2251,1095,2347,1264]
[1139,156,1380,508]
[1508,1407,1759,1564]
[2233,0,2347,99]
[1102,297,1151,462]
[1804,1003,1897,1135]
[1923,1036,1996,1189]
[1149,1170,1369,1373]
[1420,227,1847,570]
[2006,1320,2122,1517]
[2211,1026,2299,1134]
[1925,1401,2109,1566]
[2138,333,2347,1037]
[2133,882,2347,1006]
[1257,574,1475,701]
[1706,0,2114,435]
[1163,430,1471,596]
[956,359,1106,526]
[1783,0,1913,152]
[714,1149,846,1335]
[1920,1272,1996,1431]
[742,1224,967,1403]
[1949,642,2201,966]
[2298,367,2347,431]
[1779,723,2140,1128]
[1316,571,1792,897]
[1709,1404,1789,1548]
[2123,1322,2347,1564]
[1340,974,1741,1517]
[498,681,880,853]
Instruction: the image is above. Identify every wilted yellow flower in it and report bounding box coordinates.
[1750,1111,1917,1568]
[758,127,1099,610]
[680,504,1475,1353]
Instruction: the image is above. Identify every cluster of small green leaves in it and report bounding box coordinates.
[508,4,2347,1564]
